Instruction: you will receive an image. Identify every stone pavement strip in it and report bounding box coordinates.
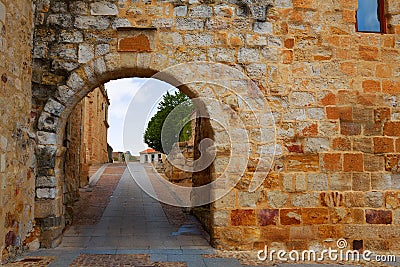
[14,163,379,267]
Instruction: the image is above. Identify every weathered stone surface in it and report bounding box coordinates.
[90,2,118,16]
[0,1,5,22]
[213,189,236,209]
[95,44,109,56]
[74,16,110,30]
[0,0,35,259]
[185,33,213,46]
[238,48,259,63]
[189,5,212,18]
[59,31,83,43]
[385,192,400,209]
[55,85,77,106]
[238,191,260,207]
[280,209,302,225]
[174,5,187,17]
[37,131,56,145]
[36,188,57,199]
[214,210,229,227]
[365,191,384,208]
[291,193,319,207]
[304,138,329,153]
[352,173,371,191]
[158,32,183,46]
[307,173,328,191]
[176,18,204,30]
[37,112,59,132]
[0,135,7,152]
[258,209,278,226]
[111,18,130,29]
[36,145,57,168]
[253,21,272,34]
[0,154,5,173]
[49,44,77,60]
[366,210,392,224]
[47,14,73,28]
[152,18,173,28]
[302,208,329,225]
[78,44,94,63]
[67,72,85,90]
[94,57,107,75]
[36,176,57,187]
[267,190,288,208]
[44,98,65,117]
[231,209,256,226]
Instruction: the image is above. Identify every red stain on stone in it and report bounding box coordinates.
[366,209,392,224]
[5,231,16,247]
[1,73,7,83]
[231,209,256,226]
[119,34,151,52]
[302,123,318,136]
[341,122,361,136]
[285,144,303,153]
[15,187,20,196]
[258,209,278,226]
[321,93,336,105]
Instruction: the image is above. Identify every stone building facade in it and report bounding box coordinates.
[64,85,110,205]
[0,0,37,262]
[0,0,400,262]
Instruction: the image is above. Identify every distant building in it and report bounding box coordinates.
[140,148,162,163]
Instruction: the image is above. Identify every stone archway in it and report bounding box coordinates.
[35,54,273,247]
[32,0,276,249]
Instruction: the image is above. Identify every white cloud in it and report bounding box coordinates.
[106,78,144,119]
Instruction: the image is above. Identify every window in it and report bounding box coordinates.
[356,0,386,33]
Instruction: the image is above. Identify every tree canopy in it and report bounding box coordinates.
[144,91,193,154]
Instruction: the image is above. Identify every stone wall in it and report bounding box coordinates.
[65,100,83,205]
[163,112,196,186]
[83,86,110,166]
[30,0,400,253]
[164,142,194,186]
[65,86,110,205]
[0,0,35,262]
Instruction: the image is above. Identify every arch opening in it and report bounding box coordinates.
[34,60,274,249]
[36,65,218,248]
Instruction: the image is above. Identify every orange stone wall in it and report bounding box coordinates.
[0,0,36,262]
[82,86,110,166]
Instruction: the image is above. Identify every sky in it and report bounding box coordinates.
[105,78,177,156]
[357,0,380,32]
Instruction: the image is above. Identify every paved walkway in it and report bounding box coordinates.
[22,163,245,266]
[61,162,209,250]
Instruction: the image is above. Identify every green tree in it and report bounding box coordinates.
[144,91,193,154]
